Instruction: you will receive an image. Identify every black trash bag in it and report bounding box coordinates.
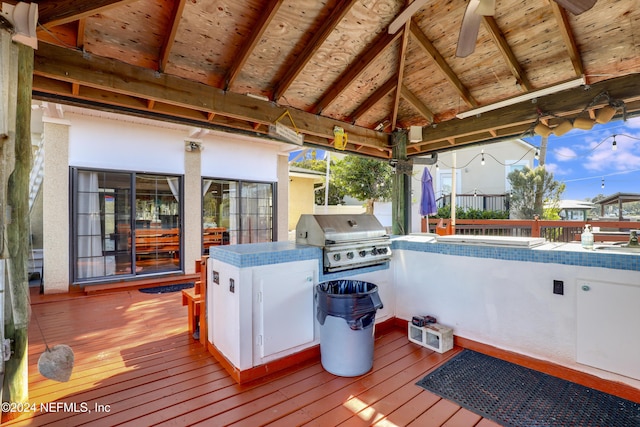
[316,280,383,330]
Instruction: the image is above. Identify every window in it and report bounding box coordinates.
[505,160,529,192]
[436,170,462,198]
[72,169,182,282]
[202,179,274,252]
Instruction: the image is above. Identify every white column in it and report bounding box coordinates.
[42,117,71,293]
[276,153,289,241]
[184,148,202,274]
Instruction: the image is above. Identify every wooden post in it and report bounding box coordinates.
[391,130,409,235]
[1,32,33,420]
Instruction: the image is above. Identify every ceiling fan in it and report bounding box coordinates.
[388,0,597,57]
[456,0,598,57]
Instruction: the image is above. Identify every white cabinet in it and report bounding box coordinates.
[207,258,318,371]
[252,264,316,365]
[577,279,640,380]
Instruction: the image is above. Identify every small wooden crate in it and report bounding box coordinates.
[408,323,453,353]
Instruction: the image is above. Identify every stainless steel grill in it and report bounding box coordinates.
[295,214,392,272]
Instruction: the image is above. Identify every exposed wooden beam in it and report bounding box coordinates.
[158,0,187,73]
[273,0,359,102]
[32,42,389,151]
[312,30,403,114]
[400,84,434,123]
[349,76,397,123]
[550,2,585,78]
[392,23,411,129]
[413,73,640,152]
[409,20,478,108]
[482,16,532,91]
[37,0,139,27]
[225,0,284,91]
[76,19,86,49]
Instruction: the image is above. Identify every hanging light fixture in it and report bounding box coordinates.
[612,135,618,151]
[480,149,485,166]
[595,105,617,124]
[534,122,553,137]
[553,120,573,136]
[573,116,595,130]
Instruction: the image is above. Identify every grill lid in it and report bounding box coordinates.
[296,214,387,246]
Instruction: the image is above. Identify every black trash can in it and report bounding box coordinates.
[316,280,383,376]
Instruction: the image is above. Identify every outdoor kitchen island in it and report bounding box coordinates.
[206,233,640,390]
[206,240,394,383]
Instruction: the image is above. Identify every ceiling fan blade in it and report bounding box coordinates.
[476,0,496,16]
[553,0,597,14]
[388,0,430,34]
[456,0,482,57]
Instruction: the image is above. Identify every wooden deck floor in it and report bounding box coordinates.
[2,288,506,427]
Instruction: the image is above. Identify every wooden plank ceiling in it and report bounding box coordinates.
[21,0,640,159]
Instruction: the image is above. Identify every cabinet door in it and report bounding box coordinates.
[577,279,640,380]
[255,270,315,359]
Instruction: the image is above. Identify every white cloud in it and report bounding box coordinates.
[545,162,572,176]
[584,144,640,172]
[551,147,577,161]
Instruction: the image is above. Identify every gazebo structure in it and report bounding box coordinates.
[598,193,640,221]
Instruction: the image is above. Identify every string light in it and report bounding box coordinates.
[480,149,485,166]
[534,149,540,160]
[612,135,617,151]
[601,178,605,189]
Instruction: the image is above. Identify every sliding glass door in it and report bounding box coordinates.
[72,169,182,283]
[202,179,274,252]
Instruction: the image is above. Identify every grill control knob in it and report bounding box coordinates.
[347,252,354,259]
[333,253,341,261]
[379,247,388,254]
[359,250,366,257]
[371,248,377,256]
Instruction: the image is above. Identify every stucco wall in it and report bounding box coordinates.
[393,248,640,389]
[42,119,70,293]
[41,107,291,292]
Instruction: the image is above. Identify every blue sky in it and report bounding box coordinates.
[290,115,640,202]
[523,115,640,201]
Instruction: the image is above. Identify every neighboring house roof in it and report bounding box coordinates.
[596,193,640,206]
[556,200,595,210]
[289,166,325,182]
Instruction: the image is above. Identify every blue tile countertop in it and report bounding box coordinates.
[208,235,640,275]
[208,241,390,281]
[391,235,640,272]
[208,241,321,268]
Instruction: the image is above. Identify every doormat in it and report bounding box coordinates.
[139,282,194,294]
[416,350,640,427]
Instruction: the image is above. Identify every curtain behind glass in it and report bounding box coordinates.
[76,171,109,278]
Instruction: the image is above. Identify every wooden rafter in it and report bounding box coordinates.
[412,73,640,152]
[550,2,585,78]
[400,85,434,123]
[158,0,187,73]
[392,23,411,129]
[349,76,397,123]
[272,0,359,102]
[225,0,284,91]
[76,19,86,49]
[482,16,532,91]
[312,30,403,115]
[37,0,138,27]
[409,20,478,108]
[32,42,389,152]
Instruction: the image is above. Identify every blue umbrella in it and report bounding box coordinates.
[420,167,437,216]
